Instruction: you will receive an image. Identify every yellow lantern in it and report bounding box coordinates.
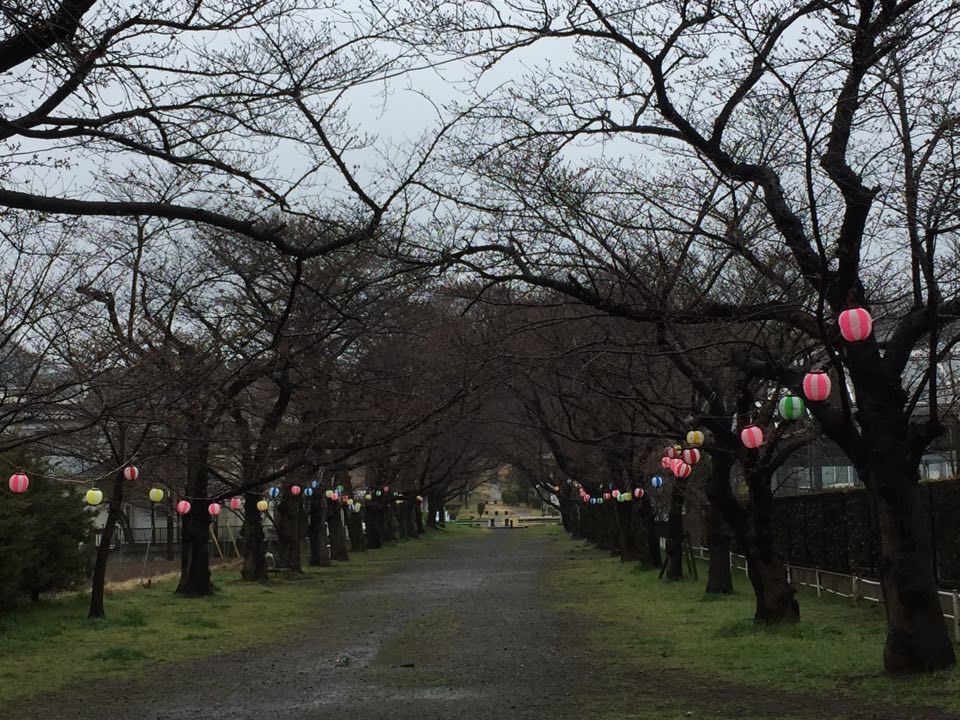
[256,499,269,512]
[148,488,164,503]
[85,488,103,506]
[686,430,704,447]
[364,493,372,501]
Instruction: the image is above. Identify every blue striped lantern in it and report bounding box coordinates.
[304,487,314,497]
[268,486,281,498]
[650,476,664,489]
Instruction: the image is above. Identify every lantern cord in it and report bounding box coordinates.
[0,456,144,485]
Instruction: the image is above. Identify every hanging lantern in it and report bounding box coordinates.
[310,479,320,489]
[634,487,644,498]
[375,490,381,497]
[686,430,704,446]
[364,493,372,501]
[304,487,314,497]
[650,476,663,488]
[778,396,805,421]
[353,504,362,513]
[674,462,692,479]
[741,425,764,449]
[148,488,164,503]
[669,458,683,474]
[416,495,423,503]
[324,489,334,499]
[621,492,632,502]
[612,489,620,498]
[176,500,191,515]
[256,499,269,512]
[85,488,103,506]
[208,503,222,517]
[660,456,671,469]
[839,307,873,342]
[268,486,281,498]
[8,472,29,494]
[290,485,301,496]
[803,370,831,402]
[603,492,611,500]
[681,448,701,465]
[597,497,604,505]
[665,445,679,459]
[229,497,242,510]
[122,466,139,481]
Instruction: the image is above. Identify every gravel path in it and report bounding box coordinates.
[14,529,586,720]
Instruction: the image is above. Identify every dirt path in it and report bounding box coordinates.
[13,530,584,720]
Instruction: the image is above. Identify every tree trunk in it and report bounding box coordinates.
[308,495,331,566]
[744,467,798,622]
[401,500,419,539]
[664,478,686,581]
[366,504,384,549]
[89,470,124,619]
[640,495,661,567]
[240,491,268,582]
[347,509,366,552]
[615,501,642,562]
[328,501,350,561]
[414,500,425,534]
[274,491,303,572]
[176,431,213,596]
[705,504,733,594]
[870,458,955,673]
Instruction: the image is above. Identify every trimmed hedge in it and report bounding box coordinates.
[772,478,960,587]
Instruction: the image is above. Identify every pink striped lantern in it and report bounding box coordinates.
[8,472,29,494]
[802,370,831,402]
[176,500,191,515]
[741,425,764,449]
[665,445,679,459]
[602,492,611,501]
[681,448,701,465]
[290,485,301,496]
[838,307,873,343]
[122,465,139,481]
[633,488,644,498]
[660,456,672,469]
[669,458,683,474]
[208,502,222,516]
[674,461,692,479]
[229,497,242,510]
[611,489,620,498]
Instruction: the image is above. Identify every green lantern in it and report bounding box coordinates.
[778,395,805,420]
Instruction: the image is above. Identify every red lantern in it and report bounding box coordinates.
[665,446,679,459]
[229,497,242,510]
[603,492,611,500]
[674,461,692,478]
[681,448,701,465]
[741,425,764,449]
[383,486,390,493]
[839,307,873,342]
[208,502,221,516]
[634,488,644,498]
[176,500,191,515]
[290,485,301,496]
[612,489,620,498]
[122,466,139,481]
[660,456,671,469]
[8,472,29,494]
[802,370,831,402]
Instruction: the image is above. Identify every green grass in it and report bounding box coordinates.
[0,527,466,703]
[543,527,960,718]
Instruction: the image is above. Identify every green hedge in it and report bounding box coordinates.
[772,479,960,586]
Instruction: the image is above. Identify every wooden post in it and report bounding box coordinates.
[815,568,822,598]
[786,564,792,585]
[952,591,960,643]
[852,575,859,605]
[208,524,224,559]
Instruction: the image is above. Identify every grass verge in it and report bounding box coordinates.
[542,527,960,718]
[0,526,467,703]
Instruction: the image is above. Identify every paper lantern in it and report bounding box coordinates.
[256,499,269,512]
[85,488,103,506]
[686,430,704,446]
[375,490,381,497]
[674,461,692,478]
[621,493,632,502]
[665,445,679,459]
[123,466,139,481]
[650,476,663,488]
[331,493,340,501]
[597,498,604,505]
[268,486,280,498]
[8,472,28,494]
[603,492,611,500]
[229,497,242,510]
[352,504,362,513]
[660,457,672,469]
[208,502,222,516]
[290,485,301,496]
[839,307,873,342]
[741,425,764,449]
[364,493,372,501]
[589,497,596,505]
[310,479,320,489]
[803,370,831,402]
[148,488,164,503]
[304,487,314,497]
[669,458,683,474]
[778,396,805,420]
[681,448,701,465]
[416,495,423,503]
[325,489,334,499]
[612,489,620,498]
[634,488,644,498]
[177,500,191,515]
[382,486,390,493]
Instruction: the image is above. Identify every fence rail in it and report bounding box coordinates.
[692,545,960,644]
